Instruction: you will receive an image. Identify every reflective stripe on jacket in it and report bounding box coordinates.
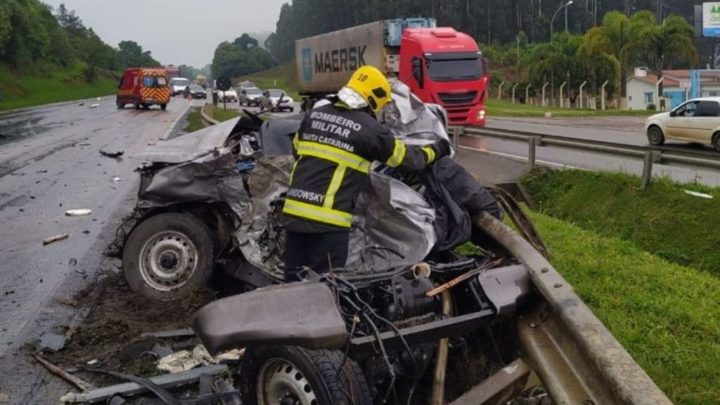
[282,103,437,233]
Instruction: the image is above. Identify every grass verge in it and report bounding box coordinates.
[529,210,720,404]
[486,99,655,118]
[209,104,240,122]
[236,62,299,99]
[183,107,204,132]
[523,168,720,275]
[0,61,117,111]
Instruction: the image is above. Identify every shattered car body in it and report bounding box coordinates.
[113,83,671,404]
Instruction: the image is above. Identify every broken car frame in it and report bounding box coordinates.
[111,83,670,404]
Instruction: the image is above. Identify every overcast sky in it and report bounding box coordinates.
[42,0,287,67]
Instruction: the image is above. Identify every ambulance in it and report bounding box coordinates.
[116,68,171,110]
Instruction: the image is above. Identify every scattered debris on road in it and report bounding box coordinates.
[140,328,195,339]
[99,149,125,158]
[37,332,67,352]
[65,209,92,217]
[32,353,94,391]
[90,104,100,109]
[43,233,68,245]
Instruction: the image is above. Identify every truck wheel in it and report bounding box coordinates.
[160,103,167,111]
[240,345,372,405]
[122,212,215,301]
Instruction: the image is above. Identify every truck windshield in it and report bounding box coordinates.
[427,56,484,82]
[143,76,167,88]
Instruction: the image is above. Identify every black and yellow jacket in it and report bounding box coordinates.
[282,103,439,233]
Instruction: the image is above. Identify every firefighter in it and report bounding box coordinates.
[281,65,451,280]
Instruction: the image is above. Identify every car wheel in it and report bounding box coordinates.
[134,102,141,110]
[713,133,720,152]
[239,345,372,405]
[160,103,167,111]
[647,126,665,146]
[116,101,124,109]
[122,212,215,301]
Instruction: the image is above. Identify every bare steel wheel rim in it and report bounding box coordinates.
[257,358,318,405]
[138,231,198,292]
[649,127,662,144]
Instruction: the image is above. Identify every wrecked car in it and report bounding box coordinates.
[111,82,671,404]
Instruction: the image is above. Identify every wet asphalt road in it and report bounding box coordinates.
[466,116,720,186]
[0,96,201,402]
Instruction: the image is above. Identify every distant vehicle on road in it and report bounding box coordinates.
[218,88,238,102]
[116,68,170,110]
[646,97,720,151]
[238,80,256,90]
[238,87,263,106]
[170,77,191,96]
[260,89,294,112]
[186,84,207,99]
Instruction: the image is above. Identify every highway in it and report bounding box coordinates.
[466,116,720,186]
[0,95,205,401]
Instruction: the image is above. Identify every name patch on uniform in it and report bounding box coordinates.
[287,188,325,204]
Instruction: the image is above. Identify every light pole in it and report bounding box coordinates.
[550,0,574,40]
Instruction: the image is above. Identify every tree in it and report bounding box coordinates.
[211,34,275,78]
[583,11,648,100]
[636,12,699,94]
[117,40,159,69]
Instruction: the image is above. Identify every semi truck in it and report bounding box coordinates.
[295,18,489,126]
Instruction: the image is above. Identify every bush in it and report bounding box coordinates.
[646,103,657,111]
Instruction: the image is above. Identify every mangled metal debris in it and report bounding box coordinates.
[65,209,92,217]
[32,353,93,391]
[59,365,227,403]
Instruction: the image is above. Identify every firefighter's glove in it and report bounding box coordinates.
[432,139,452,161]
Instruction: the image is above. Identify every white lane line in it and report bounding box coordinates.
[459,145,583,170]
[159,100,193,140]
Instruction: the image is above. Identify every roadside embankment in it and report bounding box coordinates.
[0,62,117,111]
[528,210,719,404]
[523,168,720,275]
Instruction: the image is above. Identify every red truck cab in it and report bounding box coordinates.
[399,28,488,126]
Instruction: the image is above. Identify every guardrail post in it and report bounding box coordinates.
[452,126,463,151]
[512,83,520,104]
[559,81,567,108]
[640,151,654,189]
[498,81,505,100]
[528,136,541,169]
[579,81,588,109]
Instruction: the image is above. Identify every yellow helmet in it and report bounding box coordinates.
[339,65,392,112]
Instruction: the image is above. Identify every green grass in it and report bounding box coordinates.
[236,62,300,99]
[0,61,118,111]
[209,104,240,122]
[486,99,655,118]
[183,107,205,132]
[529,210,720,404]
[523,168,720,275]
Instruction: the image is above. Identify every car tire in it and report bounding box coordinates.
[160,103,167,111]
[116,101,124,109]
[647,126,665,146]
[239,345,372,405]
[713,133,720,152]
[122,212,215,302]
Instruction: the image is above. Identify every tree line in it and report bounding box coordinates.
[211,33,274,79]
[0,1,160,81]
[266,0,708,64]
[488,10,697,100]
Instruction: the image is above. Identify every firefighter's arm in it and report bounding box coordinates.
[374,129,451,171]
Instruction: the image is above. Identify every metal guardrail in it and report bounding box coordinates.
[451,126,720,188]
[200,103,220,126]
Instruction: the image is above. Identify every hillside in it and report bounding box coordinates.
[0,61,118,111]
[235,62,299,99]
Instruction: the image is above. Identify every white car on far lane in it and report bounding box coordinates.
[218,88,238,102]
[645,97,720,151]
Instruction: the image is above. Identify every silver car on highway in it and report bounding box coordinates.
[260,89,295,112]
[646,97,720,151]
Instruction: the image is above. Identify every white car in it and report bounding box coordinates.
[646,97,720,151]
[218,88,238,102]
[260,89,294,112]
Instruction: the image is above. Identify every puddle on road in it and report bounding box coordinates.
[0,111,70,147]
